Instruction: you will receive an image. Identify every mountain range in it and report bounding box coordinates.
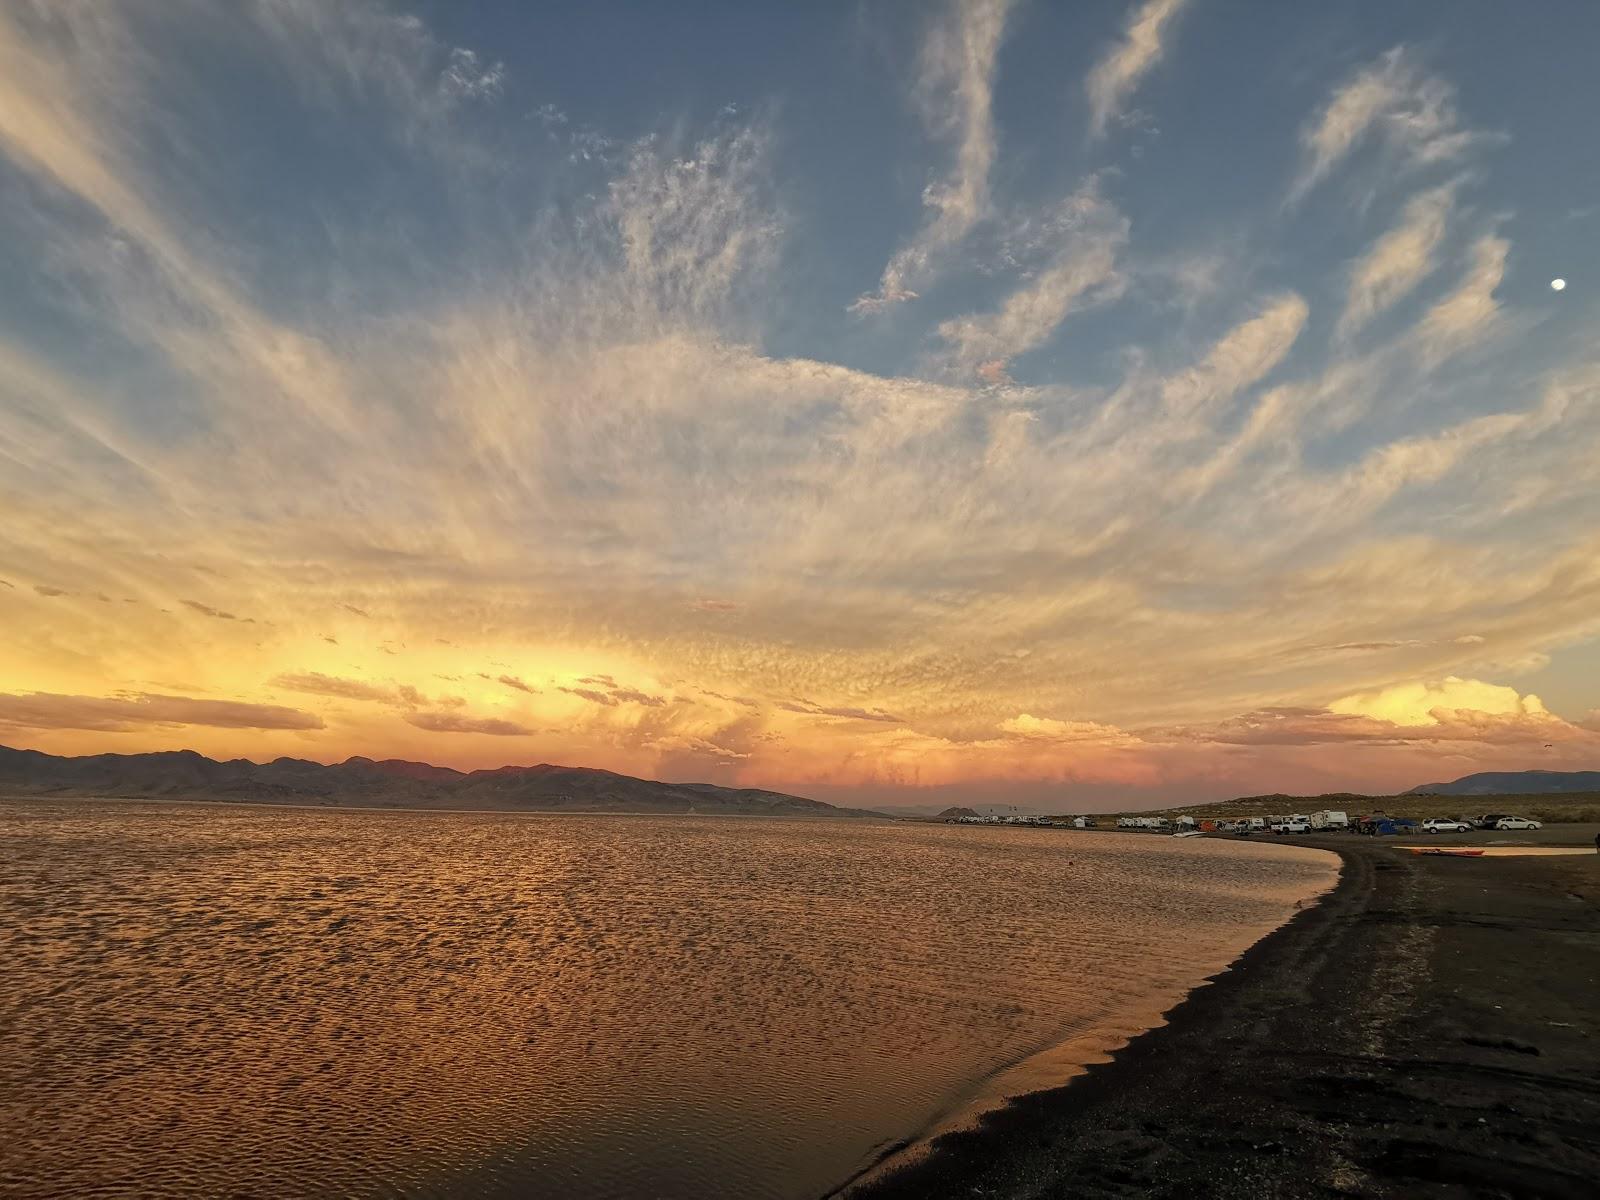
[0,744,883,818]
[1405,769,1600,796]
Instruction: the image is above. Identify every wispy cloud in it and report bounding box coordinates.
[182,599,246,622]
[250,0,507,134]
[611,688,666,707]
[998,714,1130,743]
[271,672,394,703]
[1337,182,1457,339]
[1086,0,1188,140]
[560,687,616,707]
[404,711,530,736]
[268,671,430,710]
[437,47,504,104]
[558,681,667,708]
[852,0,1015,312]
[1160,293,1308,423]
[606,125,781,326]
[647,733,750,761]
[936,179,1128,374]
[779,699,902,724]
[1290,47,1496,204]
[700,689,761,710]
[1413,234,1508,366]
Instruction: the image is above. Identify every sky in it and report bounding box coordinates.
[2,0,1599,810]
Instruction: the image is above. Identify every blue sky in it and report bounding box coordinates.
[2,0,1599,807]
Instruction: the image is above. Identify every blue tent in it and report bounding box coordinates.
[1372,817,1417,835]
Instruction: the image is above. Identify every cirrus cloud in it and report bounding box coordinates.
[853,0,1015,312]
[1289,47,1496,204]
[1086,0,1188,140]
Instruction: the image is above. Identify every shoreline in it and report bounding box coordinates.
[830,838,1341,1196]
[847,836,1600,1198]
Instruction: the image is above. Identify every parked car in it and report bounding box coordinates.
[1421,818,1471,833]
[1494,817,1543,831]
[1471,814,1511,829]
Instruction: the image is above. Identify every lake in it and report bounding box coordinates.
[0,801,1336,1198]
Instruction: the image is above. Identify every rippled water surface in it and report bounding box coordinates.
[0,801,1335,1198]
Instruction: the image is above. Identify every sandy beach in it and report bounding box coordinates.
[851,832,1600,1198]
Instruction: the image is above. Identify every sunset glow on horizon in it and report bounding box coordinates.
[3,1,1599,808]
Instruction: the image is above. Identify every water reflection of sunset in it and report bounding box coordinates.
[0,803,1334,1197]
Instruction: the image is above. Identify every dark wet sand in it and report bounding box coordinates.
[849,838,1600,1198]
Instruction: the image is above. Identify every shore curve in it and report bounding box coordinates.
[844,837,1600,1199]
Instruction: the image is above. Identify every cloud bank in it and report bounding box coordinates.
[0,7,1595,806]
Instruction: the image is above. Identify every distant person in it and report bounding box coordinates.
[1594,830,1599,855]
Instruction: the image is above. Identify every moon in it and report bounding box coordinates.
[1551,278,1567,291]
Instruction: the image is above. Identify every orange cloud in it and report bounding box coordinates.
[1328,676,1548,726]
[0,692,322,732]
[997,714,1131,742]
[404,712,531,736]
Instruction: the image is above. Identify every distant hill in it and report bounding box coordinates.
[1051,785,1600,825]
[1407,770,1600,796]
[0,744,883,818]
[935,806,980,820]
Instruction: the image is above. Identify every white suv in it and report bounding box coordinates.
[1493,817,1542,831]
[1421,818,1470,833]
